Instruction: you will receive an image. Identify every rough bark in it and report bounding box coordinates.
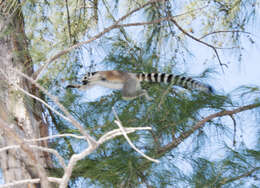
[0,2,52,187]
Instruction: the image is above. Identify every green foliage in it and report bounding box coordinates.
[18,0,260,187]
[190,146,260,188]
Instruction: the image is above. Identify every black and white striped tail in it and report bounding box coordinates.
[136,73,213,94]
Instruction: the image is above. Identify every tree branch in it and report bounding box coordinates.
[170,18,227,69]
[229,114,237,147]
[98,127,152,144]
[112,107,159,163]
[199,30,251,40]
[65,0,72,43]
[221,167,260,185]
[158,102,260,154]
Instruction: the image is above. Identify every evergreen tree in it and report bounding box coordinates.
[0,0,259,187]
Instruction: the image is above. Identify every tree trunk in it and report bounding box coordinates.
[0,2,51,187]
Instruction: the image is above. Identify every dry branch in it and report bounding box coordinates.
[199,30,251,40]
[158,102,260,154]
[112,107,159,163]
[98,127,152,144]
[221,167,260,185]
[170,18,226,69]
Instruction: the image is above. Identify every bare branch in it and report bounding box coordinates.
[98,127,152,144]
[0,145,20,153]
[158,102,260,154]
[221,167,260,185]
[59,146,97,188]
[29,145,66,169]
[65,0,72,43]
[229,114,237,147]
[199,30,251,40]
[112,107,159,163]
[118,16,175,27]
[170,18,227,70]
[1,66,156,187]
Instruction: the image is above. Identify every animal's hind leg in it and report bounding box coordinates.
[121,78,152,100]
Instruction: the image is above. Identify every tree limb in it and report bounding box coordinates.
[199,30,251,40]
[113,107,159,163]
[221,167,260,185]
[65,0,72,43]
[158,102,260,154]
[170,18,227,69]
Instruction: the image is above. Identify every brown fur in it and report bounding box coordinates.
[102,71,129,82]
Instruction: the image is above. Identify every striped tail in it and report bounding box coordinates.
[136,73,213,93]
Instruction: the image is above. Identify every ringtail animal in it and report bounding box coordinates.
[66,70,213,100]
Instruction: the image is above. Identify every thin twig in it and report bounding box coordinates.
[29,145,66,169]
[221,167,260,185]
[65,0,72,43]
[59,146,97,188]
[98,127,152,144]
[118,16,176,27]
[170,18,227,70]
[199,30,251,40]
[229,114,237,147]
[59,125,153,188]
[112,107,159,163]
